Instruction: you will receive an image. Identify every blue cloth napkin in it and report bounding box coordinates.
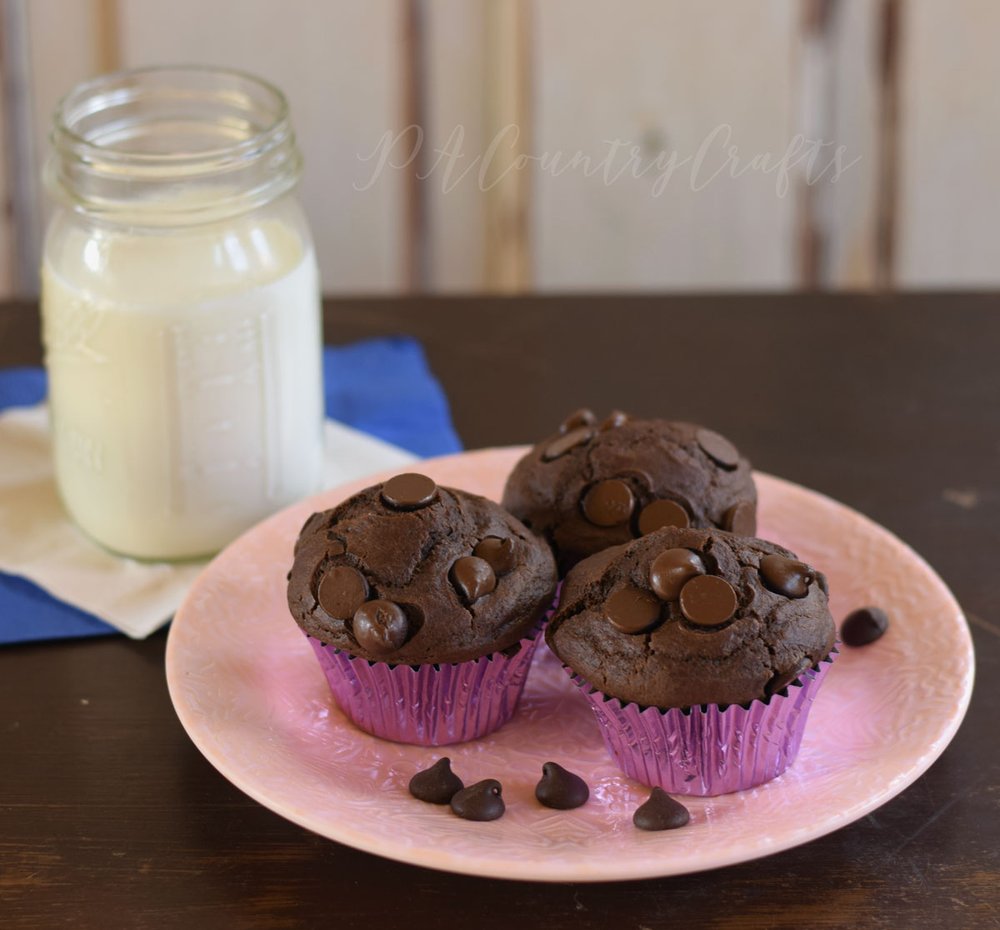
[0,338,461,646]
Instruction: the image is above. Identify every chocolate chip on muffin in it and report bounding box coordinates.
[287,474,557,664]
[502,413,758,573]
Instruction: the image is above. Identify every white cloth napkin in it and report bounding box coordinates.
[0,404,417,638]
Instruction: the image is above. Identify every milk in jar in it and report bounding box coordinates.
[41,67,323,560]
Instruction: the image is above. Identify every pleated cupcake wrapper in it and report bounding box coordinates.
[308,625,542,746]
[569,649,837,796]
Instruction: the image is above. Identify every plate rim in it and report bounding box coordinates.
[165,446,975,882]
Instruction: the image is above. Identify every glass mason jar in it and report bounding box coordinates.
[42,66,324,561]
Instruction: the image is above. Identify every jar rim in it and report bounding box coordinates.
[47,65,302,224]
[51,64,291,165]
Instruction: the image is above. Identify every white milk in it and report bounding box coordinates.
[41,217,323,560]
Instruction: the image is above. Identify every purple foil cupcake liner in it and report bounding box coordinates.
[309,628,542,746]
[569,651,837,796]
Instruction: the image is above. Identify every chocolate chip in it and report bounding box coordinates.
[765,657,813,696]
[381,473,438,510]
[352,599,409,654]
[759,553,814,599]
[450,556,497,603]
[450,779,505,821]
[325,537,347,556]
[649,548,705,602]
[599,410,629,431]
[633,787,690,831]
[605,585,662,634]
[408,758,464,804]
[473,536,517,576]
[696,428,740,469]
[317,566,369,619]
[582,479,635,527]
[560,408,597,432]
[723,501,756,537]
[535,762,589,810]
[679,575,738,626]
[637,499,690,535]
[841,606,890,646]
[543,426,595,461]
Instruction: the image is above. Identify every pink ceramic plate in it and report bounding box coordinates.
[166,448,974,882]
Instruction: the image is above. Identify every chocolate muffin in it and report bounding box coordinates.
[287,473,557,665]
[547,526,835,708]
[501,410,758,573]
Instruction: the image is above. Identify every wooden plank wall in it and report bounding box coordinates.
[0,0,996,295]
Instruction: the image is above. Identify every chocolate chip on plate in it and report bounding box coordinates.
[759,554,814,599]
[582,479,635,527]
[450,779,505,821]
[605,585,662,634]
[649,548,705,602]
[840,606,890,646]
[535,762,590,810]
[317,566,369,620]
[408,758,464,804]
[679,575,738,626]
[637,499,690,535]
[352,599,409,654]
[381,473,439,510]
[633,787,690,831]
[450,556,497,603]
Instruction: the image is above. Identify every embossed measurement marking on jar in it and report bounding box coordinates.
[167,310,277,516]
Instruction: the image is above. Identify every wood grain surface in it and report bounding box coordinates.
[1,295,998,929]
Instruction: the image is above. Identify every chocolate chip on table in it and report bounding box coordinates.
[317,565,369,619]
[637,499,690,535]
[678,574,738,626]
[841,606,890,646]
[696,428,741,469]
[450,779,505,821]
[633,787,690,831]
[765,657,813,696]
[381,473,439,510]
[450,556,497,603]
[605,585,662,634]
[723,501,756,537]
[543,426,595,461]
[408,758,464,804]
[535,762,590,810]
[560,408,597,432]
[352,599,409,654]
[582,479,635,527]
[599,410,629,431]
[649,548,705,602]
[473,536,517,576]
[759,553,814,599]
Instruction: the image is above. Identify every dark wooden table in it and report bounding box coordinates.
[2,295,998,929]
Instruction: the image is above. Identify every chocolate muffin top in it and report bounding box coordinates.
[546,526,836,708]
[287,473,557,664]
[501,410,758,573]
